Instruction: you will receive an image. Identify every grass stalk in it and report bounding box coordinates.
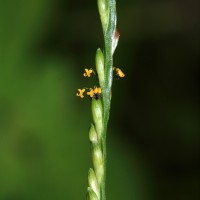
[87,1,118,200]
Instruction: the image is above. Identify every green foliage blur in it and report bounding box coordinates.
[0,0,199,200]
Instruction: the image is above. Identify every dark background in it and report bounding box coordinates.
[0,0,199,199]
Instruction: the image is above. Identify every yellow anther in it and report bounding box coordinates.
[92,87,101,100]
[93,87,101,94]
[76,89,85,98]
[83,68,93,77]
[87,87,102,99]
[87,88,94,98]
[116,68,125,78]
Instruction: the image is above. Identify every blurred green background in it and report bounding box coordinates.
[0,0,199,199]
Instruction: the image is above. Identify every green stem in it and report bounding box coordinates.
[101,1,117,199]
[87,1,117,200]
